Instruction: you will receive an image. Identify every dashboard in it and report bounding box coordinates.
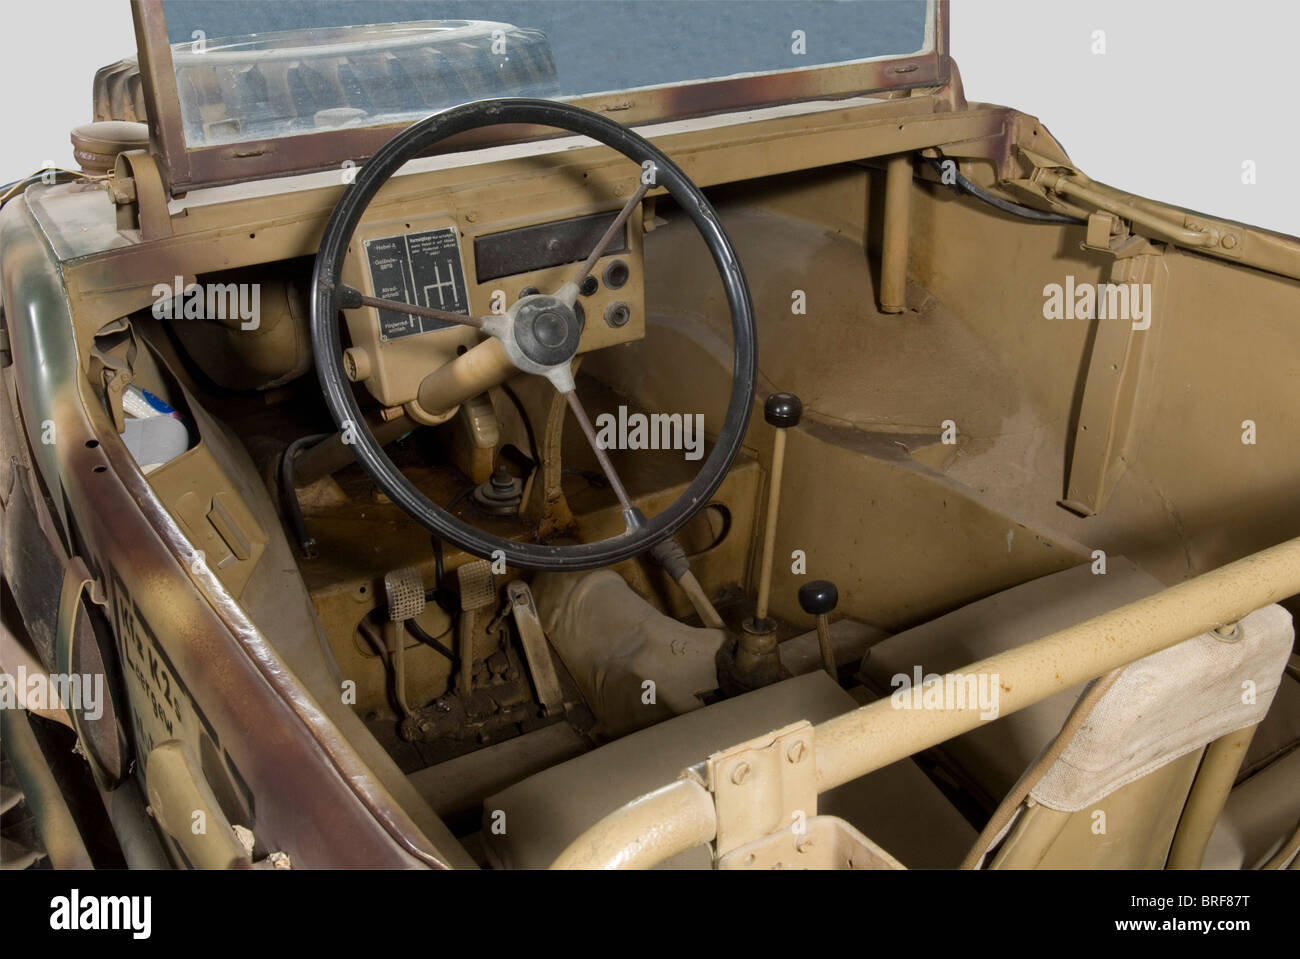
[339,198,647,424]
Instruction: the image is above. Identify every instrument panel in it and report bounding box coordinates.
[364,226,470,340]
[340,200,646,423]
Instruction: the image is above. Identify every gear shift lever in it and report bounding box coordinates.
[723,392,802,692]
[798,579,839,679]
[751,392,802,629]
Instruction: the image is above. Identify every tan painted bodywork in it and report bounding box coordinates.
[7,4,1299,869]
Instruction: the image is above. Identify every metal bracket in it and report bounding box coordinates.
[705,720,817,857]
[716,815,906,870]
[1061,250,1168,516]
[111,150,172,239]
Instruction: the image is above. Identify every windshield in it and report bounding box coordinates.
[158,0,932,148]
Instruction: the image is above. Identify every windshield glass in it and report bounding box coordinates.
[158,0,932,147]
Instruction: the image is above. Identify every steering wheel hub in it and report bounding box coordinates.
[513,295,582,366]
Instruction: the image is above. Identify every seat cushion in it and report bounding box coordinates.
[1203,746,1300,869]
[483,672,976,869]
[1240,672,1300,781]
[1027,603,1292,811]
[859,557,1166,805]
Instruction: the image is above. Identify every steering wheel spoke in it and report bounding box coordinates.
[337,283,490,331]
[570,179,652,291]
[560,388,640,533]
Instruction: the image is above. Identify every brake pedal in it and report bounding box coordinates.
[456,560,495,697]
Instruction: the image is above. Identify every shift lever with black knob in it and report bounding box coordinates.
[725,392,803,692]
[798,579,839,679]
[750,391,802,630]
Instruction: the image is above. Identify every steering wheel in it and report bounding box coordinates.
[311,98,756,570]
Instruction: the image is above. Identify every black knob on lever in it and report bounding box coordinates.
[798,580,839,617]
[798,579,840,680]
[764,392,803,429]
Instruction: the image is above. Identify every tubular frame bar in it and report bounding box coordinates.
[552,535,1300,869]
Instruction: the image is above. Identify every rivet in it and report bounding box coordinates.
[1212,622,1242,642]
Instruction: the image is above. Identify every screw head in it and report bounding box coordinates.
[786,740,807,764]
[730,762,751,785]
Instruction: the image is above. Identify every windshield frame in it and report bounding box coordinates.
[130,0,950,195]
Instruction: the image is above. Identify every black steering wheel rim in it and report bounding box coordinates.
[310,97,757,571]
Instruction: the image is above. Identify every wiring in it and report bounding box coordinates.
[279,433,331,558]
[446,485,475,514]
[497,380,542,465]
[924,155,1085,225]
[561,466,609,490]
[0,168,104,209]
[405,620,458,665]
